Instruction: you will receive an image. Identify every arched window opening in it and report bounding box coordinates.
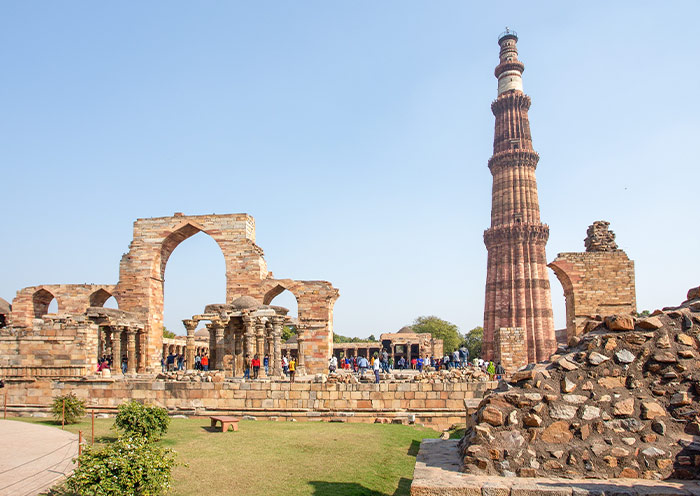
[89,289,118,309]
[162,231,226,337]
[33,289,57,318]
[266,288,298,342]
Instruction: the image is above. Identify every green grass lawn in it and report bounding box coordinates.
[13,416,440,496]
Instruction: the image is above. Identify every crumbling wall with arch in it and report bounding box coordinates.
[10,284,118,327]
[4,213,339,376]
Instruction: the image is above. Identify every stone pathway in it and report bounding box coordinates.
[411,439,700,495]
[0,420,78,496]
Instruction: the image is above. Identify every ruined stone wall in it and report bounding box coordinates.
[493,327,527,372]
[11,284,117,328]
[549,251,636,342]
[0,317,99,378]
[4,378,495,429]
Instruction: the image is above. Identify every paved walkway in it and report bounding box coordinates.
[0,420,78,496]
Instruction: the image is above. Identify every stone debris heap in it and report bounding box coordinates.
[460,285,700,480]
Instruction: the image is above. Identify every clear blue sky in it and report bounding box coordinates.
[1,2,698,337]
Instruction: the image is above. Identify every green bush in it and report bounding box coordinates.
[66,436,176,496]
[51,393,86,424]
[114,401,170,441]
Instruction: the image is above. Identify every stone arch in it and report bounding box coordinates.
[548,261,576,343]
[89,288,119,308]
[33,288,57,318]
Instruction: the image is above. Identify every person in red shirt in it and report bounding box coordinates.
[201,354,209,371]
[252,354,261,379]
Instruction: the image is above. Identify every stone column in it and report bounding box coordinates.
[297,328,306,376]
[234,319,244,376]
[183,319,197,371]
[112,327,122,375]
[206,322,216,369]
[126,327,137,374]
[271,316,284,376]
[213,319,225,371]
[255,319,266,377]
[243,314,255,360]
[137,330,146,373]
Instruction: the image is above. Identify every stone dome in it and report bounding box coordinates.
[194,327,210,337]
[397,326,415,334]
[0,297,10,315]
[230,295,263,310]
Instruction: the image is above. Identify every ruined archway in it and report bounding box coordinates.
[33,288,57,318]
[90,288,119,308]
[548,263,575,344]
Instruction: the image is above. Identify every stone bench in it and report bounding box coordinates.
[209,415,240,432]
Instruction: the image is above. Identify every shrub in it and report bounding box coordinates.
[51,393,86,424]
[66,436,176,496]
[114,401,170,441]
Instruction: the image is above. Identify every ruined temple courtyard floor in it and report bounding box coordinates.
[10,417,442,496]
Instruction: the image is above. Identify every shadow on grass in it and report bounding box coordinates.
[407,439,421,457]
[309,478,412,496]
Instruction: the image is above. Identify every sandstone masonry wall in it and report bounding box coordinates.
[549,250,636,342]
[3,379,496,430]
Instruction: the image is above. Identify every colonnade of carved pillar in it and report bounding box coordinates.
[98,325,146,375]
[183,314,285,377]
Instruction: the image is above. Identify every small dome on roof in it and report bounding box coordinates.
[397,326,415,334]
[0,297,10,315]
[194,327,209,337]
[230,295,263,310]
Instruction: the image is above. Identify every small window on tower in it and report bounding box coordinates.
[514,213,523,223]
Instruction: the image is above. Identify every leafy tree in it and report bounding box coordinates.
[52,393,86,424]
[282,325,297,342]
[67,436,177,496]
[412,316,462,353]
[461,326,483,360]
[333,333,367,343]
[635,310,651,318]
[367,334,377,342]
[114,401,170,441]
[162,326,176,339]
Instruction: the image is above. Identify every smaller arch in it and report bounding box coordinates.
[90,288,117,308]
[33,288,57,318]
[548,262,576,343]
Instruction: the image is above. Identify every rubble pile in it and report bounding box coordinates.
[155,370,226,383]
[460,286,700,480]
[414,367,489,383]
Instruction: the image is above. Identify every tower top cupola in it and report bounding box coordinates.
[495,27,525,96]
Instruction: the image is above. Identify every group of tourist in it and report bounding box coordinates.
[328,347,507,381]
[97,355,127,374]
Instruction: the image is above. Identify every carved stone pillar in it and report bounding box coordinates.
[137,330,146,373]
[234,319,244,376]
[296,327,306,376]
[243,314,255,361]
[183,319,197,371]
[271,316,284,376]
[126,327,137,374]
[255,319,266,377]
[112,327,122,375]
[206,322,216,369]
[213,320,225,371]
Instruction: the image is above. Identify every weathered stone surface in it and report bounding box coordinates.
[540,421,573,444]
[652,351,677,363]
[605,315,635,332]
[523,414,543,427]
[670,392,691,406]
[549,403,578,420]
[562,394,588,405]
[580,405,601,421]
[615,349,636,364]
[613,398,635,417]
[561,377,577,393]
[677,333,695,347]
[641,401,666,420]
[637,316,663,330]
[588,352,610,365]
[481,405,505,427]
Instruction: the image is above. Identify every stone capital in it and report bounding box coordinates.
[182,319,197,333]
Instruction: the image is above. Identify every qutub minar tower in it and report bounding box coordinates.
[483,29,556,366]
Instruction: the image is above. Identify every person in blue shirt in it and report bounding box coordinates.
[263,354,269,375]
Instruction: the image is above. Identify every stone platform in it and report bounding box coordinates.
[411,439,700,496]
[4,377,493,430]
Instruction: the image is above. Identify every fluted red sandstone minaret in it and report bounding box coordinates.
[483,29,556,365]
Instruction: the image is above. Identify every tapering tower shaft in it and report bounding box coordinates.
[483,30,556,365]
